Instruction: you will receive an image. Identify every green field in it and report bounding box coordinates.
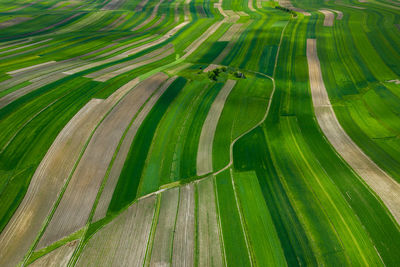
[0,0,399,266]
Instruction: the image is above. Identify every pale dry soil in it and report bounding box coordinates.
[307,38,400,225]
[29,240,78,267]
[197,80,236,176]
[148,188,179,266]
[92,76,177,222]
[197,177,224,266]
[76,196,156,266]
[37,73,168,249]
[0,77,142,267]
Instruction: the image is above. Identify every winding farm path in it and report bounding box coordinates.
[307,38,400,225]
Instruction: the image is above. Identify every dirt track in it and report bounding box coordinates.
[307,38,400,225]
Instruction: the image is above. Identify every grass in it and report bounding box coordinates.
[1,0,400,266]
[108,77,187,214]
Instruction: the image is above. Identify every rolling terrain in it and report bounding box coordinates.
[0,0,399,266]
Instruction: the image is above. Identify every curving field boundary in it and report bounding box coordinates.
[36,73,168,249]
[197,80,236,176]
[0,77,141,267]
[307,38,400,225]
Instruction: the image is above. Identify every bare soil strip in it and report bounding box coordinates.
[85,44,173,79]
[197,80,236,176]
[237,11,249,16]
[0,76,143,267]
[76,195,156,266]
[203,64,221,72]
[37,73,168,249]
[0,59,85,92]
[149,188,179,266]
[0,38,31,50]
[22,13,84,38]
[0,72,68,109]
[57,12,107,34]
[7,61,57,75]
[184,0,192,20]
[30,240,79,267]
[174,0,180,22]
[387,79,400,85]
[219,23,243,42]
[0,99,104,267]
[101,0,126,10]
[135,0,151,11]
[142,14,166,32]
[5,0,39,12]
[92,35,156,59]
[131,0,165,31]
[93,46,174,82]
[307,39,400,225]
[214,21,252,64]
[92,76,177,222]
[0,17,32,29]
[224,10,240,22]
[197,177,224,266]
[171,184,195,267]
[328,9,343,20]
[100,14,127,31]
[256,0,262,8]
[319,10,334,27]
[278,0,311,16]
[248,0,256,11]
[336,2,366,10]
[0,38,52,55]
[64,21,188,75]
[183,20,227,59]
[0,43,52,61]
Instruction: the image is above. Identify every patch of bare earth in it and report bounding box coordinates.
[0,99,103,267]
[76,195,156,266]
[30,240,79,267]
[0,17,32,29]
[148,188,179,266]
[307,38,400,225]
[278,0,311,16]
[92,76,177,222]
[197,80,236,176]
[64,22,188,75]
[197,177,224,266]
[319,10,334,27]
[36,73,168,249]
[131,0,165,31]
[0,77,142,267]
[171,184,195,266]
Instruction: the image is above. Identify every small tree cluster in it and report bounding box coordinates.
[207,67,227,81]
[275,5,297,16]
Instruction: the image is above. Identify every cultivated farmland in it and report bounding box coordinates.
[0,0,399,266]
